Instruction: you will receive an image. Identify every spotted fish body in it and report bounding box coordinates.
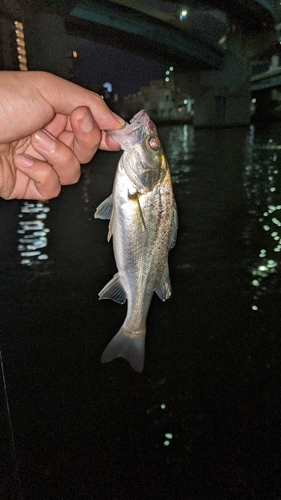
[95,110,177,372]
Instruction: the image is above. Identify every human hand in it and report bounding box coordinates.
[0,71,126,200]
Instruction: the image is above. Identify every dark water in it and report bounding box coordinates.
[0,123,280,500]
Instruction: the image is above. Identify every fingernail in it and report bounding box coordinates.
[34,130,56,152]
[15,154,34,167]
[111,112,126,127]
[79,113,94,133]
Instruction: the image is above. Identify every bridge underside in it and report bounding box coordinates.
[186,0,276,27]
[66,0,224,71]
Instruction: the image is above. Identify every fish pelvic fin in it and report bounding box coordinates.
[101,326,146,372]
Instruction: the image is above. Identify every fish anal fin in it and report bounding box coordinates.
[101,326,146,372]
[156,262,171,301]
[98,273,126,304]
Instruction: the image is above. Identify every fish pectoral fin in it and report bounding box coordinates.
[135,204,146,230]
[94,195,113,220]
[169,201,178,250]
[128,191,146,230]
[156,262,171,301]
[107,207,115,242]
[98,273,126,304]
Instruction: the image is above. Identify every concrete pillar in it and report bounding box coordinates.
[175,48,251,128]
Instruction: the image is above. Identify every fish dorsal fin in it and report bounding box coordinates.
[169,201,178,250]
[156,262,171,301]
[94,195,113,220]
[98,273,126,304]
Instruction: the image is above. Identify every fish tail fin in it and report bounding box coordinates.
[101,326,146,372]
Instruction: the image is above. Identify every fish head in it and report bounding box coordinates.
[107,110,164,193]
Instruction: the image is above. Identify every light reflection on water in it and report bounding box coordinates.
[243,125,281,311]
[158,122,281,315]
[158,123,195,185]
[17,201,50,266]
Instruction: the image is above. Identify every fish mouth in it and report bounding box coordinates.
[107,110,147,136]
[128,110,155,136]
[106,110,154,149]
[129,109,149,128]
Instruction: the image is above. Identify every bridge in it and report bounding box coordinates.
[66,0,280,126]
[65,0,277,71]
[66,0,223,71]
[0,0,279,127]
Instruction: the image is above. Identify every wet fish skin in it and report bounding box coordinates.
[95,110,177,372]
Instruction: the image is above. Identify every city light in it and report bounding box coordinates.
[180,10,188,21]
[164,66,174,84]
[14,20,28,70]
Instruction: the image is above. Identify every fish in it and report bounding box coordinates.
[94,110,177,372]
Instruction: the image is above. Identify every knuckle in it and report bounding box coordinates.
[48,185,61,199]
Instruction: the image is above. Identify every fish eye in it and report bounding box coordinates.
[148,136,160,150]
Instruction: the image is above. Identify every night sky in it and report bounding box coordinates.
[72,36,167,96]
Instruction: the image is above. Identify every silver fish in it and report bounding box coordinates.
[94,110,177,372]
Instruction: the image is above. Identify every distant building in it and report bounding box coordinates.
[114,75,193,123]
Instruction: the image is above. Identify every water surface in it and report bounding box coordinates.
[0,123,280,499]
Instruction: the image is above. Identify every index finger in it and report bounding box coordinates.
[68,106,121,164]
[29,71,126,131]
